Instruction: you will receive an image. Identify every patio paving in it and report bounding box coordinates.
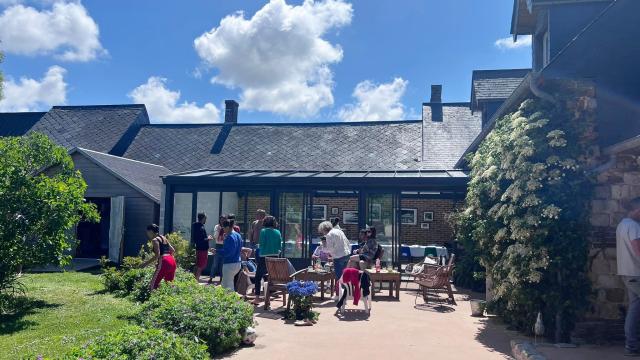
[198,277,629,359]
[224,283,520,360]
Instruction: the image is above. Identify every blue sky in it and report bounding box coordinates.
[0,0,531,123]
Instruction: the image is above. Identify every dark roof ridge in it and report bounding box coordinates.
[141,119,422,128]
[52,104,146,110]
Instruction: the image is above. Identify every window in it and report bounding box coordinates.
[172,193,193,239]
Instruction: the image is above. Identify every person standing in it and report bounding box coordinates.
[215,217,243,290]
[208,215,226,284]
[191,212,211,282]
[248,209,266,250]
[252,215,282,305]
[141,224,176,290]
[318,221,351,296]
[617,197,640,356]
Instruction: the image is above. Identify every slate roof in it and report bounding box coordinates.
[0,112,46,136]
[123,121,426,172]
[74,147,171,202]
[470,69,530,110]
[27,105,149,155]
[422,103,482,169]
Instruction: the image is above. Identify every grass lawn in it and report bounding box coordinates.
[0,271,136,359]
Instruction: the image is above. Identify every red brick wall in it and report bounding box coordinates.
[311,196,359,241]
[399,198,459,245]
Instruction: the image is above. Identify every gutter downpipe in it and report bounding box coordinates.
[529,71,558,105]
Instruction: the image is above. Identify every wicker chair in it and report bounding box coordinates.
[413,254,456,305]
[263,257,307,310]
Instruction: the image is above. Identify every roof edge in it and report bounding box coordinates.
[52,104,147,110]
[77,147,168,169]
[72,147,164,203]
[141,119,423,128]
[421,102,471,107]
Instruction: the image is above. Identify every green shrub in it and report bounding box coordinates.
[135,281,253,356]
[457,96,595,340]
[136,233,196,272]
[101,259,195,302]
[128,267,194,303]
[66,325,208,360]
[167,232,196,271]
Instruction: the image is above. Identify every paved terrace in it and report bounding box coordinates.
[221,284,630,360]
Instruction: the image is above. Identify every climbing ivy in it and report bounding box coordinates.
[457,95,596,341]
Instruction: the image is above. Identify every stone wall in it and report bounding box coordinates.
[589,151,640,320]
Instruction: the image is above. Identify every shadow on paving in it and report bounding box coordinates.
[334,309,371,321]
[472,314,516,357]
[0,297,61,335]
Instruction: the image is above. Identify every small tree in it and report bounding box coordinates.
[0,133,98,309]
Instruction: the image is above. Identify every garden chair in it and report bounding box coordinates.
[413,254,456,305]
[263,257,307,310]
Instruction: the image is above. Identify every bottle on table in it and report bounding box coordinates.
[375,258,381,273]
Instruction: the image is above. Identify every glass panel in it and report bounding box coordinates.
[279,192,305,258]
[221,192,244,238]
[240,192,271,244]
[172,193,193,239]
[366,193,394,265]
[196,192,220,235]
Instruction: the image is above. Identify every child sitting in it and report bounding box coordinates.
[312,237,332,266]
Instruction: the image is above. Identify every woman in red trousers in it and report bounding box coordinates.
[142,224,177,290]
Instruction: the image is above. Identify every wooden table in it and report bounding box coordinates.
[296,269,335,300]
[366,269,401,300]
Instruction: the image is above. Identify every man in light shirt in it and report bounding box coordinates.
[617,197,640,356]
[318,221,351,294]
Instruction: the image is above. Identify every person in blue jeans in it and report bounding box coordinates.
[209,215,240,284]
[318,220,351,299]
[617,197,640,356]
[215,217,243,290]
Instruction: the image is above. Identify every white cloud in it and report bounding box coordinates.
[0,66,67,112]
[129,77,221,124]
[338,78,408,121]
[194,0,353,118]
[494,35,532,50]
[0,2,106,61]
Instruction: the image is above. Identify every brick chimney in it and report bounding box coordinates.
[224,100,239,124]
[430,85,442,103]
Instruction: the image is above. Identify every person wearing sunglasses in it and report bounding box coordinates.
[349,227,378,270]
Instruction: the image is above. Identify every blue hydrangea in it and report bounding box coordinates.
[286,280,318,297]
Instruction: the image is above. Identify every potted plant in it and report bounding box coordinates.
[286,280,319,326]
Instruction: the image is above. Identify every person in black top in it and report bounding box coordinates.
[141,224,176,290]
[191,212,211,281]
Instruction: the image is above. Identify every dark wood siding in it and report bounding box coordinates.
[48,153,158,257]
